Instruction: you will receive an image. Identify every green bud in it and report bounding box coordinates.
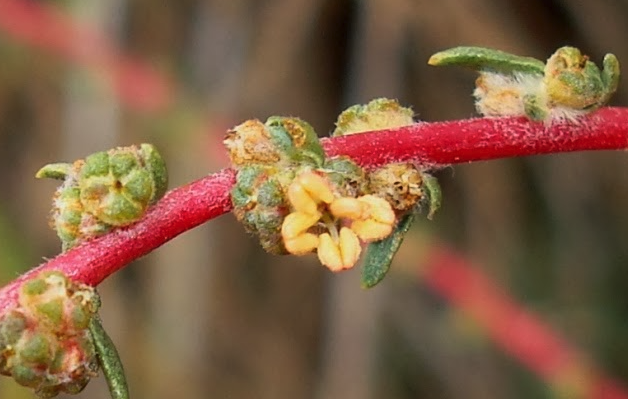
[231,163,293,254]
[266,116,326,167]
[544,46,620,112]
[70,304,92,331]
[11,364,42,388]
[333,98,414,136]
[324,156,367,198]
[37,144,168,250]
[429,45,620,121]
[20,333,52,366]
[22,277,48,296]
[257,179,284,207]
[235,165,266,194]
[81,151,110,177]
[0,272,102,397]
[35,300,64,328]
[52,186,86,250]
[139,143,168,202]
[79,144,168,226]
[0,312,26,347]
[231,186,251,209]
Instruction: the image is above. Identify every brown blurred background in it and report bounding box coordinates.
[2,0,628,398]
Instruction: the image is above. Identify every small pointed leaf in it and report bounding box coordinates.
[428,46,545,75]
[35,163,73,180]
[89,316,129,399]
[422,173,442,220]
[361,211,416,288]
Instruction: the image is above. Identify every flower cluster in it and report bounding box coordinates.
[36,144,168,251]
[225,102,435,275]
[281,172,396,271]
[0,272,100,397]
[228,118,374,255]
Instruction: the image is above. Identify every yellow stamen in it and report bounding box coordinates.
[284,233,319,255]
[287,172,335,215]
[358,195,396,224]
[351,219,393,242]
[317,228,362,272]
[318,233,342,271]
[329,197,367,219]
[288,181,318,214]
[281,211,321,240]
[338,227,361,268]
[298,172,334,204]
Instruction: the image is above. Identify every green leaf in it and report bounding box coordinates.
[89,316,129,399]
[422,173,442,220]
[428,46,545,75]
[35,163,73,180]
[361,211,416,288]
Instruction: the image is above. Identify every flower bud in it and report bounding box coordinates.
[37,144,168,250]
[0,272,100,397]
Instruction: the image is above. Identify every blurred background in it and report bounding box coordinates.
[1,0,628,398]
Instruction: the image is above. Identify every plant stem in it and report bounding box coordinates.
[2,107,628,314]
[0,168,235,315]
[323,107,628,167]
[421,243,628,398]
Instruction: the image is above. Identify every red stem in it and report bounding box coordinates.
[422,244,628,399]
[0,169,235,315]
[322,107,628,167]
[1,107,628,314]
[0,0,173,111]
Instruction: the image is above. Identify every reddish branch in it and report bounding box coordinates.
[423,244,628,399]
[1,107,628,314]
[0,0,173,111]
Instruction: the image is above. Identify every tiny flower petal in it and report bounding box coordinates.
[318,233,344,272]
[352,219,394,242]
[284,233,319,255]
[329,197,367,219]
[339,227,361,267]
[358,195,396,224]
[298,172,334,204]
[288,180,319,214]
[281,211,321,239]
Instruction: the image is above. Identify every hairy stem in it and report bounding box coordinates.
[2,107,628,314]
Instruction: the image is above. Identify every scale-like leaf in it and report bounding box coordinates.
[361,211,416,288]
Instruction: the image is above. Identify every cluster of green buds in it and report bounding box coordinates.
[36,144,168,251]
[428,46,620,122]
[0,272,100,397]
[226,98,441,286]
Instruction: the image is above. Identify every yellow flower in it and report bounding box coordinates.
[281,171,396,272]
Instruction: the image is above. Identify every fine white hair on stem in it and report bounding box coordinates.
[473,71,591,125]
[473,72,544,118]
